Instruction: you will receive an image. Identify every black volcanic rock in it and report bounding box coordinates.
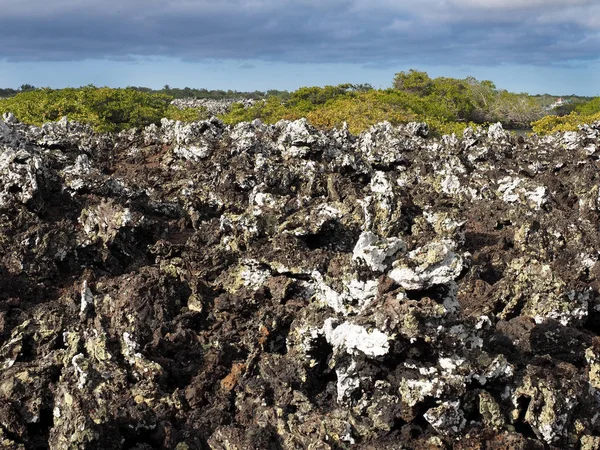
[0,113,600,449]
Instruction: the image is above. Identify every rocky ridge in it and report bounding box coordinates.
[1,112,600,449]
[170,98,257,116]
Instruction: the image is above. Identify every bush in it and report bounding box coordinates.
[0,73,558,136]
[220,97,301,125]
[164,104,210,122]
[575,97,600,116]
[305,91,417,134]
[531,112,600,134]
[218,86,481,136]
[0,87,175,132]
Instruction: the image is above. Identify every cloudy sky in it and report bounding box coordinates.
[0,0,598,94]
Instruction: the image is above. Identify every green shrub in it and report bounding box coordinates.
[219,88,476,136]
[531,112,600,134]
[164,104,209,122]
[575,97,600,116]
[220,97,301,125]
[0,86,174,132]
[0,73,559,136]
[305,91,418,134]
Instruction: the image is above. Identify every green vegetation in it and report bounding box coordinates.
[0,74,597,136]
[221,97,296,125]
[0,84,37,99]
[392,70,548,128]
[219,71,545,135]
[532,96,600,134]
[0,86,207,132]
[1,84,290,101]
[531,93,593,116]
[164,104,209,123]
[575,97,600,116]
[532,112,600,134]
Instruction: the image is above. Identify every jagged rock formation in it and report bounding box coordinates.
[1,111,600,449]
[170,98,257,116]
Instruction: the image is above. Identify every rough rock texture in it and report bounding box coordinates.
[170,99,257,116]
[1,111,600,449]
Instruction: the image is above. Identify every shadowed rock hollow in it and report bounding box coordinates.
[1,112,600,449]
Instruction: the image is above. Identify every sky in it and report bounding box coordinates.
[0,0,598,95]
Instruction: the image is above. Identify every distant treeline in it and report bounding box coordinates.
[142,86,291,100]
[0,84,291,101]
[0,84,37,98]
[0,84,378,102]
[530,93,595,115]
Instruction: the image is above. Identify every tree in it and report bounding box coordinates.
[428,77,475,121]
[464,77,497,121]
[393,70,433,96]
[489,91,544,128]
[286,84,355,112]
[351,83,374,92]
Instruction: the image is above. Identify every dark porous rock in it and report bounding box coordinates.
[0,115,600,449]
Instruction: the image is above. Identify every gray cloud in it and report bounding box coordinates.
[0,0,597,66]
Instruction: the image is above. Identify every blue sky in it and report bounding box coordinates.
[0,0,598,95]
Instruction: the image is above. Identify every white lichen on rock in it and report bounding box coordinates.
[352,231,405,272]
[322,318,390,357]
[389,239,464,290]
[312,271,379,314]
[80,280,94,314]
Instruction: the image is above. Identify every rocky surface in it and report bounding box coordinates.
[170,99,257,116]
[1,111,600,449]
